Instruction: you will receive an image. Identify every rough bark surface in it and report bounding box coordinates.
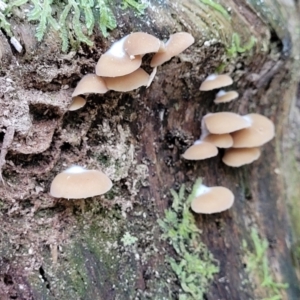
[0,0,299,299]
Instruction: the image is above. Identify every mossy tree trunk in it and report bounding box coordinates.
[0,0,300,299]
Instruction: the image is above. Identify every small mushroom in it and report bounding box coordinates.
[50,166,112,199]
[124,32,161,56]
[231,114,275,147]
[191,184,234,214]
[199,74,233,91]
[222,147,261,167]
[72,74,108,97]
[147,67,157,88]
[150,32,195,67]
[103,68,150,92]
[204,112,251,134]
[182,140,218,160]
[214,90,239,104]
[68,96,86,111]
[96,36,142,77]
[203,133,233,148]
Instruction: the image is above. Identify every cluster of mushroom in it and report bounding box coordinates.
[51,31,195,199]
[69,31,194,111]
[182,74,275,214]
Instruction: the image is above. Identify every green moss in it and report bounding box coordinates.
[226,32,256,57]
[199,0,231,20]
[121,231,138,246]
[243,228,288,300]
[121,0,148,15]
[158,179,219,300]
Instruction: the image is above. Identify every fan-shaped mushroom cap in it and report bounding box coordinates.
[103,68,150,92]
[214,90,239,104]
[204,112,250,134]
[50,166,112,199]
[150,32,194,67]
[124,32,161,56]
[231,114,275,147]
[203,133,233,148]
[182,140,218,160]
[72,74,108,97]
[199,74,233,91]
[96,36,142,77]
[191,185,234,214]
[222,147,261,167]
[68,96,86,111]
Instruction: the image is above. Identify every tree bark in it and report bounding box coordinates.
[0,0,300,299]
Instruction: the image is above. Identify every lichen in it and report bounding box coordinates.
[158,178,219,300]
[121,231,138,246]
[243,228,288,300]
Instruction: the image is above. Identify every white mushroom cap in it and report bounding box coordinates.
[150,32,194,67]
[124,32,161,56]
[231,114,275,147]
[68,96,86,111]
[204,112,251,134]
[96,36,142,77]
[50,166,112,199]
[182,140,218,160]
[203,133,233,148]
[199,74,233,91]
[191,185,234,214]
[103,68,150,92]
[72,74,108,97]
[214,90,239,104]
[222,147,261,167]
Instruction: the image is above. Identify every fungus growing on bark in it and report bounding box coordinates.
[124,32,161,56]
[214,90,239,104]
[191,185,234,214]
[68,96,86,111]
[231,114,275,147]
[182,140,218,160]
[203,133,233,148]
[199,74,233,91]
[222,147,261,167]
[72,74,108,97]
[50,166,112,199]
[150,32,195,67]
[203,112,250,134]
[96,36,142,77]
[103,68,149,92]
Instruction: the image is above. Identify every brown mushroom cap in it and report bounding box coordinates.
[214,90,239,104]
[50,166,112,199]
[204,112,250,134]
[203,133,233,148]
[191,185,234,214]
[231,114,275,147]
[72,74,108,97]
[199,74,233,91]
[96,36,142,77]
[124,32,161,56]
[103,68,150,92]
[182,140,218,160]
[68,96,86,111]
[222,147,261,167]
[150,32,194,67]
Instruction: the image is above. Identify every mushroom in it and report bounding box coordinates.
[203,133,233,148]
[103,68,150,92]
[68,96,86,111]
[191,184,234,214]
[222,147,261,167]
[199,74,233,91]
[147,67,157,88]
[203,112,250,134]
[150,32,195,67]
[72,74,108,97]
[231,114,275,147]
[96,36,142,77]
[50,166,112,199]
[182,140,218,160]
[124,32,161,56]
[214,90,239,104]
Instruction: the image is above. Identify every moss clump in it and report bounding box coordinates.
[226,32,256,57]
[158,179,219,300]
[199,0,231,20]
[243,228,288,300]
